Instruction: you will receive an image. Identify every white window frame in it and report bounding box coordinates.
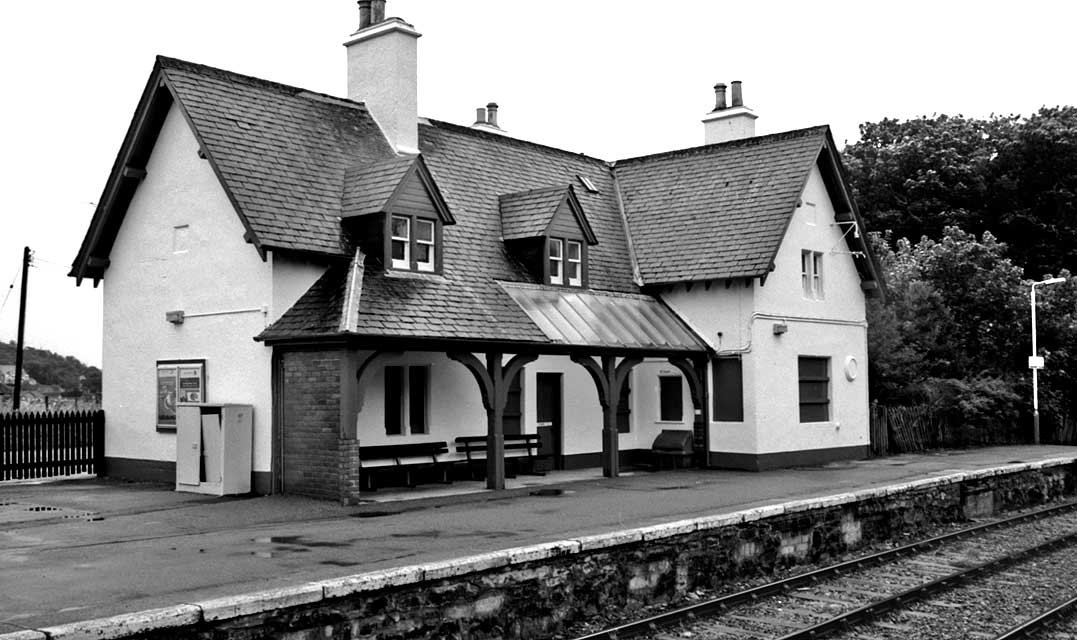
[566,240,582,287]
[657,374,684,423]
[390,215,411,270]
[415,219,435,272]
[802,250,824,299]
[384,364,430,436]
[549,238,564,285]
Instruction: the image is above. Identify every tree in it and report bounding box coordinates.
[845,108,1077,279]
[865,228,1060,440]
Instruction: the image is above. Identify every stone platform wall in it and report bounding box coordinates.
[32,458,1077,640]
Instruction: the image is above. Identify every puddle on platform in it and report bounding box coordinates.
[252,536,351,548]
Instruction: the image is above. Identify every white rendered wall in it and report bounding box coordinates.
[355,354,674,458]
[660,164,869,458]
[270,255,324,323]
[662,282,759,454]
[102,102,275,473]
[522,356,602,456]
[631,360,697,449]
[751,164,868,454]
[355,352,488,446]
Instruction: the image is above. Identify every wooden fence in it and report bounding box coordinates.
[870,403,946,455]
[0,410,104,481]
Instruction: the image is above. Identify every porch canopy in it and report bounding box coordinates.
[261,269,711,491]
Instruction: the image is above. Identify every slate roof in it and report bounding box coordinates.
[76,55,874,349]
[160,56,395,256]
[499,186,571,241]
[616,126,830,284]
[259,119,641,345]
[342,157,416,218]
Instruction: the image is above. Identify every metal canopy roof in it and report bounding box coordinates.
[499,283,707,352]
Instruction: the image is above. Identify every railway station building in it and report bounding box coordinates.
[69,1,883,502]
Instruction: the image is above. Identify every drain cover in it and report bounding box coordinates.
[529,488,564,497]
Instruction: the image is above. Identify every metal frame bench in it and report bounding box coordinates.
[358,441,451,491]
[454,434,543,479]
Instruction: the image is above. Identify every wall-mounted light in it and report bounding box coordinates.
[165,310,185,324]
[772,322,788,335]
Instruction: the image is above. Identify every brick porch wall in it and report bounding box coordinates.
[281,351,342,501]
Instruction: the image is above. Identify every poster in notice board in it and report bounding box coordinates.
[157,361,204,429]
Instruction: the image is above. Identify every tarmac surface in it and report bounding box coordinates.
[1,444,1075,633]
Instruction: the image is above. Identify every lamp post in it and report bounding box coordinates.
[1030,276,1066,444]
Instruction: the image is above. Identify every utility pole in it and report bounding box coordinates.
[13,246,30,412]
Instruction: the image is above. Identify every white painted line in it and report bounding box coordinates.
[40,605,202,640]
[0,630,48,640]
[505,540,581,564]
[422,551,511,581]
[321,565,425,599]
[195,583,324,622]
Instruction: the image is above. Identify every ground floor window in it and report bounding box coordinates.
[156,360,205,431]
[658,375,683,422]
[385,365,429,435]
[713,356,744,421]
[798,356,830,422]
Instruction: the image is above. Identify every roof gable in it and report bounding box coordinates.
[616,126,831,285]
[499,185,597,244]
[70,56,395,283]
[342,154,455,223]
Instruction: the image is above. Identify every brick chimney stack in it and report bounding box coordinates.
[345,1,422,154]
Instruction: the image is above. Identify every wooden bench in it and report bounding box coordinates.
[454,434,543,479]
[358,441,451,491]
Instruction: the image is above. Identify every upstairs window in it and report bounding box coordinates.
[549,238,564,285]
[390,215,438,273]
[801,250,824,299]
[546,237,584,287]
[566,240,582,286]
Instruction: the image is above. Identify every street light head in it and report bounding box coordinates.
[1035,277,1067,286]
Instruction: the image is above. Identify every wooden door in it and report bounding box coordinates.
[536,372,563,470]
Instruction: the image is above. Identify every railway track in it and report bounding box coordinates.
[573,500,1077,640]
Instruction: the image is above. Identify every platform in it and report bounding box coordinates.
[1,445,1075,636]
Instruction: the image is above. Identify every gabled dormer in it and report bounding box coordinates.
[499,185,598,288]
[342,154,454,274]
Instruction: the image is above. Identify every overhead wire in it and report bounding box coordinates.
[0,260,23,319]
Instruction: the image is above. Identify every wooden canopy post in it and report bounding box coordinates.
[668,355,710,467]
[448,352,537,489]
[571,354,641,477]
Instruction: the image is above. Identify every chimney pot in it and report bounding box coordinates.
[474,107,487,125]
[357,0,372,29]
[731,80,743,107]
[713,83,727,112]
[486,102,499,128]
[371,0,386,24]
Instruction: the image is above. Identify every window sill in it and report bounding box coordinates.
[655,419,686,425]
[384,270,448,282]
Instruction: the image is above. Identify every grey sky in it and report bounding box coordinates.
[1,0,1074,367]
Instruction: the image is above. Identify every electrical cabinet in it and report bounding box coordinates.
[175,403,253,496]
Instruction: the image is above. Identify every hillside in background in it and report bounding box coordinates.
[0,341,101,395]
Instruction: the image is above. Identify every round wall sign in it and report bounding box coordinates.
[844,356,858,381]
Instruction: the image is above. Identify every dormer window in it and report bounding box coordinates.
[340,155,455,276]
[546,237,584,287]
[390,215,437,272]
[566,240,582,286]
[500,184,599,289]
[549,238,564,285]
